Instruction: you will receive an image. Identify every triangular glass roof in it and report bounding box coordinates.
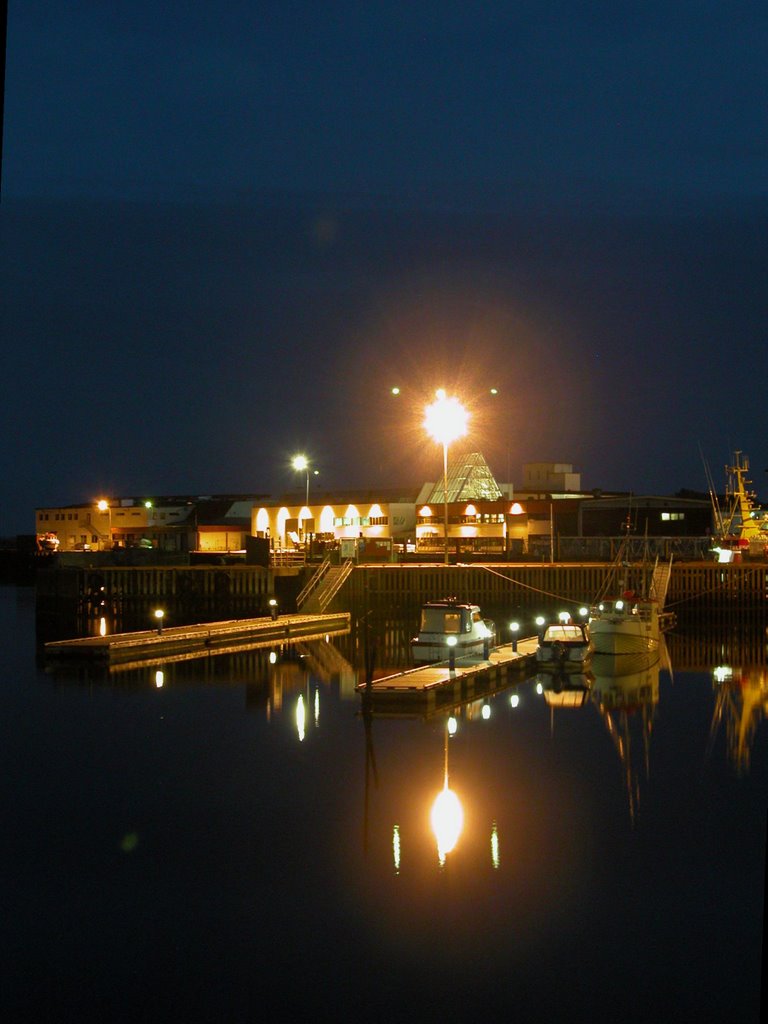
[427,451,503,503]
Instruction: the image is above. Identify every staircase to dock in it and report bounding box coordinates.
[297,558,355,613]
[651,556,673,608]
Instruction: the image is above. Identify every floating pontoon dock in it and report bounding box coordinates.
[357,637,539,716]
[45,612,351,667]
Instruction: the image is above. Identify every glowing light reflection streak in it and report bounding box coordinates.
[392,825,401,874]
[431,728,464,867]
[296,694,306,741]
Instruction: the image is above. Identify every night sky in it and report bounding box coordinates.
[2,2,767,535]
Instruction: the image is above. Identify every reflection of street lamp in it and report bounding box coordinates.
[431,724,464,867]
[424,389,469,565]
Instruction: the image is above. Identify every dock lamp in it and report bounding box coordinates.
[268,598,279,621]
[509,621,519,652]
[154,609,164,636]
[424,389,469,566]
[535,615,546,641]
[446,634,458,673]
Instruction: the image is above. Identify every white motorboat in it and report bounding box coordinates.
[410,599,496,664]
[536,620,592,671]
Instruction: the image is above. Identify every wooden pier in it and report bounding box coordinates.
[357,637,538,717]
[44,612,351,667]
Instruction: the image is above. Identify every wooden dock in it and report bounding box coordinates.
[357,637,538,717]
[44,612,351,667]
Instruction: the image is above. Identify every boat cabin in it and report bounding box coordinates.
[419,601,484,636]
[540,623,590,644]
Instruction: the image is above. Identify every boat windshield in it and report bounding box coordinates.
[421,608,462,633]
[543,624,585,642]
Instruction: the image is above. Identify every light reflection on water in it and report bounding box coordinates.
[6,587,767,1021]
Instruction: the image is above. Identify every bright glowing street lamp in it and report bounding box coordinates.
[424,389,469,565]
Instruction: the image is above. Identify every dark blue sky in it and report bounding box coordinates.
[2,2,767,534]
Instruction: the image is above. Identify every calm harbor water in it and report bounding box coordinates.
[2,585,765,1022]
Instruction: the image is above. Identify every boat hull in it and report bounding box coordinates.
[589,625,658,656]
[536,646,592,671]
[411,635,494,663]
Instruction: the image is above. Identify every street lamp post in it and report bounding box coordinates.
[292,454,310,506]
[96,499,112,551]
[424,389,469,565]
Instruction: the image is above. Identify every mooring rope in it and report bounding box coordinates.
[665,564,768,609]
[478,564,589,607]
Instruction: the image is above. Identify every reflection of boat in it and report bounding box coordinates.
[539,669,593,708]
[591,649,663,823]
[708,664,768,774]
[410,599,496,664]
[709,451,768,562]
[589,526,673,655]
[536,620,592,672]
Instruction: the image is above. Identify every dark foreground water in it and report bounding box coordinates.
[2,586,765,1023]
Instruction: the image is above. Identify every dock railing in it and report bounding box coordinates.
[296,556,331,609]
[316,559,355,611]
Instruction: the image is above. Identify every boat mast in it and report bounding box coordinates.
[727,451,761,541]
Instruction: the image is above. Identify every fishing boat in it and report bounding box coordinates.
[410,599,496,664]
[708,451,768,562]
[589,594,661,655]
[536,619,592,672]
[588,525,674,656]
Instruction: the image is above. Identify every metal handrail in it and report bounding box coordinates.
[318,559,355,611]
[296,555,331,607]
[271,548,307,568]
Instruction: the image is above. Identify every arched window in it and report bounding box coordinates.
[276,507,290,543]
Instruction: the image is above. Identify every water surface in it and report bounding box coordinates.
[2,587,765,1022]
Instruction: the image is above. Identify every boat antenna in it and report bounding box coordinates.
[699,444,725,536]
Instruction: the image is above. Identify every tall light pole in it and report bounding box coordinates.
[292,454,310,506]
[424,389,469,565]
[96,499,112,551]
